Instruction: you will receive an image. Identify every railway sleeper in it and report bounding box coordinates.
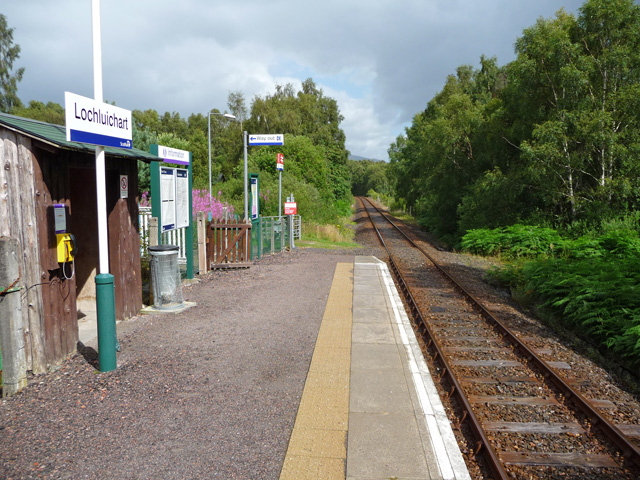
[500,452,619,469]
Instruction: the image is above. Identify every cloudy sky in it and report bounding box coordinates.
[4,0,585,160]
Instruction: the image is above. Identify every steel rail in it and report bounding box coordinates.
[362,197,640,470]
[358,197,510,480]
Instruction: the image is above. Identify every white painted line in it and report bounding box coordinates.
[372,259,471,480]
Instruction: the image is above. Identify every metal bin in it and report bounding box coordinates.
[149,245,184,310]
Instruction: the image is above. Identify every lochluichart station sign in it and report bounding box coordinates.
[65,91,132,149]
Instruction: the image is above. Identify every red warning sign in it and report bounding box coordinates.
[284,201,297,215]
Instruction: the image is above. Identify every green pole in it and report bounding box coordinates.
[149,146,162,245]
[258,217,262,259]
[186,152,194,278]
[95,273,117,372]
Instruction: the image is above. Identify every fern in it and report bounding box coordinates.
[460,223,640,368]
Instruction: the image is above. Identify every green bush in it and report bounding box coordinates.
[460,224,562,258]
[520,256,640,367]
[462,224,640,368]
[460,228,504,256]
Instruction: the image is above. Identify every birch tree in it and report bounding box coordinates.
[0,14,24,113]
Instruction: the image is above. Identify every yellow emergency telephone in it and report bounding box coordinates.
[56,233,77,263]
[53,204,77,263]
[53,204,77,280]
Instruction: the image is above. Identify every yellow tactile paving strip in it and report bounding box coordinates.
[280,263,353,480]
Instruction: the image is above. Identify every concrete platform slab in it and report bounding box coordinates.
[352,292,388,309]
[347,412,430,479]
[353,306,391,324]
[351,343,404,371]
[281,257,470,480]
[349,367,414,413]
[351,322,395,344]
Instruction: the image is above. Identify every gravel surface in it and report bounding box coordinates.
[0,248,359,480]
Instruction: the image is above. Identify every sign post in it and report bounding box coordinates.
[285,194,297,249]
[85,0,133,372]
[245,134,284,258]
[245,133,284,221]
[277,153,284,218]
[243,132,248,221]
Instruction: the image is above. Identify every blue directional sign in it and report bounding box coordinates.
[248,134,284,146]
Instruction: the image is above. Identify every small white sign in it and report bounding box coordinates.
[248,134,284,146]
[158,145,190,166]
[120,175,128,199]
[65,92,132,149]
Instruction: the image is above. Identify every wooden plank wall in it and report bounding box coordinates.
[108,164,142,320]
[1,126,143,373]
[37,148,78,369]
[69,159,142,321]
[0,130,50,373]
[207,219,251,268]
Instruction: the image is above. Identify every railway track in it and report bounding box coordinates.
[357,196,640,480]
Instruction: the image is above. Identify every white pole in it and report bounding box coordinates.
[92,0,109,274]
[92,0,117,372]
[278,170,282,218]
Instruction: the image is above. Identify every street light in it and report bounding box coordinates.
[207,111,236,200]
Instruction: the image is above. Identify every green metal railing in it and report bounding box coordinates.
[251,215,300,259]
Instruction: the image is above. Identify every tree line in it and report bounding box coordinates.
[0,13,352,223]
[9,82,351,222]
[389,0,640,243]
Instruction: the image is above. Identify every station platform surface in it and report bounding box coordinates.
[280,256,471,480]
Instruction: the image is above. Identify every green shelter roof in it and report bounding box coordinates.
[0,112,159,162]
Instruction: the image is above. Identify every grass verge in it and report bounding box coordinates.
[298,221,362,249]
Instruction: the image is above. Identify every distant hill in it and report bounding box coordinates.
[349,154,387,162]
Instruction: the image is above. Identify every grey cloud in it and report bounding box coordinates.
[4,0,585,160]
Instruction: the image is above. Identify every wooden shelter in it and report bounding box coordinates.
[0,112,158,377]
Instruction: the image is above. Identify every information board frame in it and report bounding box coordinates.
[149,144,194,279]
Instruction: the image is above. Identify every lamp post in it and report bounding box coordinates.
[207,111,236,200]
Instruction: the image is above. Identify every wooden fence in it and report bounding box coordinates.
[206,218,252,270]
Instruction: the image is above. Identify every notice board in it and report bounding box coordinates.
[160,167,176,233]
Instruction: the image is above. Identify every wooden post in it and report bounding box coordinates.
[197,212,207,274]
[149,217,158,248]
[0,238,28,397]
